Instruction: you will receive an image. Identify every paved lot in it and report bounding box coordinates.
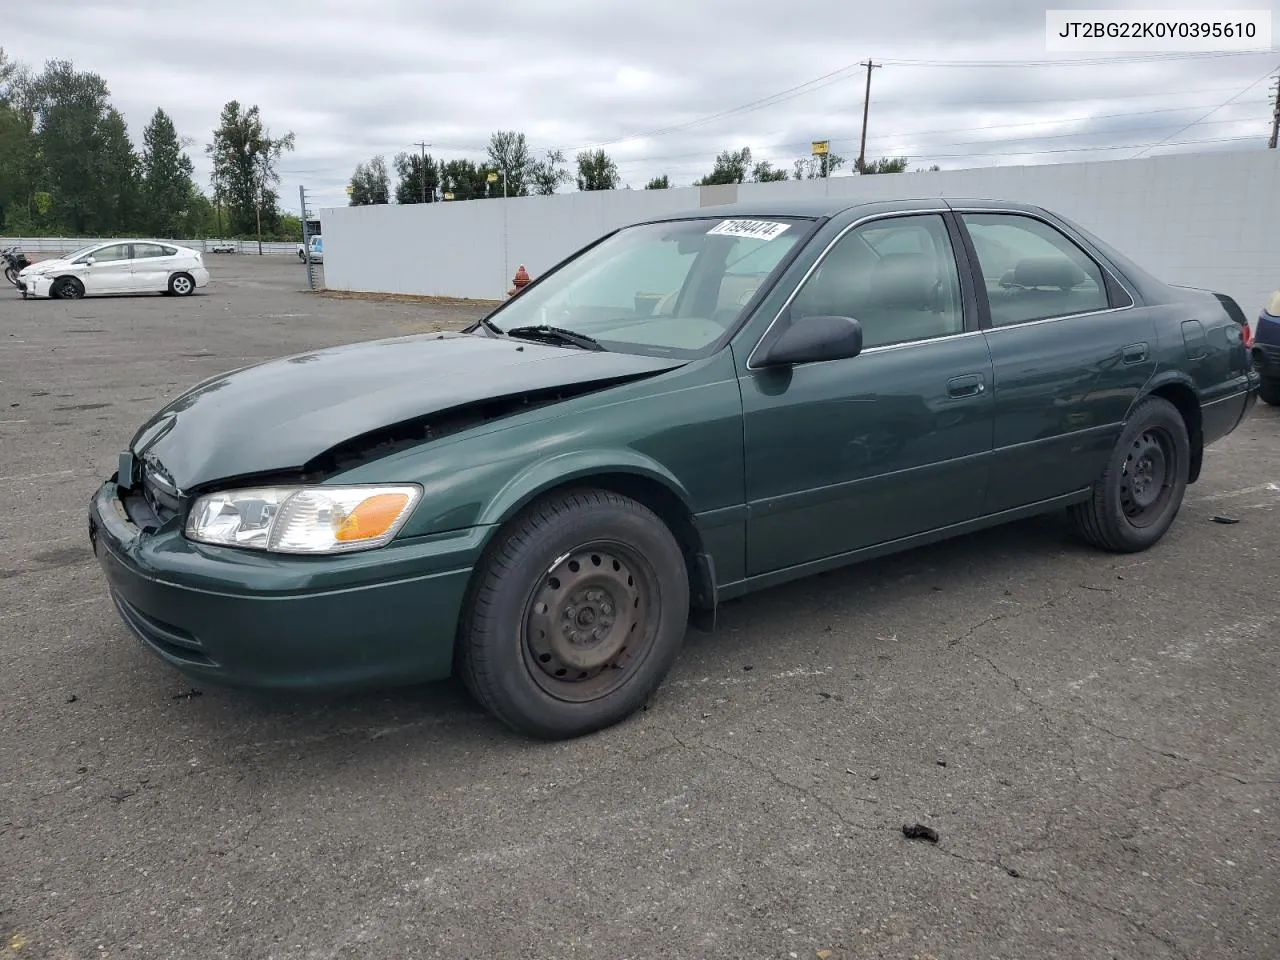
[2,254,1277,960]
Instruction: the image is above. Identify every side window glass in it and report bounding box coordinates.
[961,213,1110,326]
[134,243,167,259]
[92,244,131,262]
[790,213,964,350]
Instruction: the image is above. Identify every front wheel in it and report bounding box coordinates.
[4,266,16,287]
[53,276,84,300]
[457,488,691,740]
[1069,396,1190,553]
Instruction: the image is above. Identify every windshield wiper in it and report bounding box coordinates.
[503,325,606,351]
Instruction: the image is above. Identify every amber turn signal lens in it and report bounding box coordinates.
[334,492,412,542]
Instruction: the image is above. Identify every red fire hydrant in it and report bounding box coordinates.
[507,264,531,298]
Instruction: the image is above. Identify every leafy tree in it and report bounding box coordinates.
[97,107,141,233]
[644,174,670,190]
[793,153,846,180]
[347,155,390,205]
[140,108,197,236]
[576,148,619,191]
[695,147,752,185]
[0,49,38,230]
[486,129,532,196]
[861,156,909,174]
[750,160,788,182]
[394,150,439,203]
[529,149,571,195]
[206,100,296,236]
[439,158,491,201]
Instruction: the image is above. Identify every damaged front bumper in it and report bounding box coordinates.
[87,477,485,690]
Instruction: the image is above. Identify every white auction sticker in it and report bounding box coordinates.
[706,219,791,241]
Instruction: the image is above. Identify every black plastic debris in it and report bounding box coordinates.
[1211,515,1240,524]
[902,823,939,843]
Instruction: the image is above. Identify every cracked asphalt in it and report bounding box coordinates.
[1,255,1277,960]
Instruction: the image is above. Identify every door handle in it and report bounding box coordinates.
[1122,342,1148,364]
[946,373,986,398]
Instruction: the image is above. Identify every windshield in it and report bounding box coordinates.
[63,244,100,262]
[487,216,813,357]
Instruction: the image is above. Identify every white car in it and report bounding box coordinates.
[16,240,211,300]
[209,239,236,254]
[296,234,323,263]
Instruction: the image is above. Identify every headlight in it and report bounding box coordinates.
[184,484,422,554]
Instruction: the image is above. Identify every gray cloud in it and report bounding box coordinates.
[7,0,1279,209]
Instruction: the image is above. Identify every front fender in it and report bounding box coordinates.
[477,447,694,527]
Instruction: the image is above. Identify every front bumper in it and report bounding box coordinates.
[15,274,52,298]
[87,479,485,690]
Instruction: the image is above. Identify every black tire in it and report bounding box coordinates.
[1069,396,1190,553]
[4,266,16,287]
[457,487,690,740]
[168,272,195,296]
[1258,376,1280,407]
[53,276,84,300]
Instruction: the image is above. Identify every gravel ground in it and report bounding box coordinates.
[1,254,1277,960]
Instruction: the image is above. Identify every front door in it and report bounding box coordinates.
[739,211,995,576]
[954,210,1159,514]
[82,243,135,294]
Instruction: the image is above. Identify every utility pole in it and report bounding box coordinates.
[413,140,431,201]
[1269,76,1280,149]
[857,60,881,174]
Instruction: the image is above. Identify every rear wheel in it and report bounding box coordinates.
[53,276,84,300]
[457,487,690,740]
[4,266,16,286]
[168,273,195,296]
[1069,396,1190,553]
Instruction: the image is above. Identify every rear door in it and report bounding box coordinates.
[954,209,1158,514]
[130,242,178,291]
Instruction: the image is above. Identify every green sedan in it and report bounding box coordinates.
[88,198,1260,739]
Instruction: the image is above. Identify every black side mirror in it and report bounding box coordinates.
[757,314,864,367]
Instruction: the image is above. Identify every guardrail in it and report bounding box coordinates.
[0,237,300,257]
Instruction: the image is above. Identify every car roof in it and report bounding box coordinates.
[639,195,1051,223]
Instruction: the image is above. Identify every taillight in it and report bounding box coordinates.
[1243,321,1254,349]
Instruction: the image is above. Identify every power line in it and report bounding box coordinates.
[1131,63,1277,158]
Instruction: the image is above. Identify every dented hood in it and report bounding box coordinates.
[127,331,686,492]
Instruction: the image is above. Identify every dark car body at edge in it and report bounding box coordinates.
[87,197,1259,716]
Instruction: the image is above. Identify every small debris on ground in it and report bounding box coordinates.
[936,759,948,767]
[902,823,939,843]
[1005,866,1022,878]
[108,788,136,802]
[171,688,203,700]
[64,694,77,703]
[1211,515,1241,524]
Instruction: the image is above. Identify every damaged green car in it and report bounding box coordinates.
[89,198,1258,739]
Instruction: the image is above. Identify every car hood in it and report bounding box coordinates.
[127,331,687,493]
[21,258,70,275]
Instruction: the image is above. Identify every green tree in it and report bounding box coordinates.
[793,152,846,179]
[140,108,197,236]
[347,155,390,205]
[24,59,115,233]
[0,49,38,230]
[439,158,491,201]
[206,100,295,236]
[860,156,909,174]
[486,130,532,196]
[394,150,439,203]
[97,107,140,233]
[644,174,670,190]
[575,148,619,191]
[750,160,788,182]
[528,149,571,195]
[695,147,752,185]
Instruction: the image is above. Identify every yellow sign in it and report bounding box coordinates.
[344,184,353,195]
[811,141,829,156]
[486,171,498,183]
[443,192,455,200]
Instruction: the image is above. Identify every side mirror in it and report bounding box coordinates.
[84,257,96,265]
[757,314,864,367]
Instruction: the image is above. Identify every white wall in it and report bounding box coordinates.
[321,149,1280,315]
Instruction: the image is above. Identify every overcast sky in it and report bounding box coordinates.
[7,0,1280,212]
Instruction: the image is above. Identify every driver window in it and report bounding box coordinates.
[790,214,964,349]
[90,244,131,263]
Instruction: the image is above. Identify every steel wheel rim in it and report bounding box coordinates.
[520,540,660,703]
[1119,427,1175,527]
